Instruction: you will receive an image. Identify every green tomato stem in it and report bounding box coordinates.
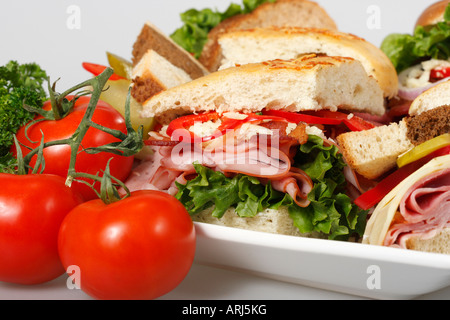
[19,67,142,203]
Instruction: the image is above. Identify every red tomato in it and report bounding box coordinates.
[58,190,196,300]
[12,96,134,201]
[0,174,83,285]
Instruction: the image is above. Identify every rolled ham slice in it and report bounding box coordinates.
[383,168,450,248]
[363,155,450,248]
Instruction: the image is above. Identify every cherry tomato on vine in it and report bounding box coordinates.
[12,96,134,201]
[58,190,196,300]
[0,173,83,285]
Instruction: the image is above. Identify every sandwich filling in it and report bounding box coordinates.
[125,110,371,240]
[363,154,450,250]
[384,167,450,248]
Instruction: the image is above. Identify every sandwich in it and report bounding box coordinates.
[217,26,398,100]
[362,152,450,254]
[124,54,385,241]
[338,79,450,254]
[380,1,450,115]
[337,80,450,181]
[170,0,337,72]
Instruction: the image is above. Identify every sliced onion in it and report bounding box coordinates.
[397,77,450,101]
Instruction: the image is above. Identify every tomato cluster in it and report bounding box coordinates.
[0,94,196,300]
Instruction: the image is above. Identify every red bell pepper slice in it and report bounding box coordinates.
[166,112,286,143]
[262,109,375,131]
[166,112,220,143]
[262,110,342,125]
[82,62,126,81]
[429,66,450,82]
[354,145,450,210]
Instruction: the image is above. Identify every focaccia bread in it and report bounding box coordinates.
[199,0,338,72]
[141,54,385,124]
[218,26,398,99]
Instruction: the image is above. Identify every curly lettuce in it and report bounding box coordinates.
[175,135,368,241]
[170,0,276,58]
[381,3,450,72]
[290,135,368,240]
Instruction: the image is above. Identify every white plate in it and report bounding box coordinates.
[193,222,450,300]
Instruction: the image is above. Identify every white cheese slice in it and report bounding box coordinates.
[363,154,450,246]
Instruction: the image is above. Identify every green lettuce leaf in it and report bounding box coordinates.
[175,162,291,219]
[289,135,368,240]
[175,135,368,241]
[170,0,276,58]
[381,3,450,72]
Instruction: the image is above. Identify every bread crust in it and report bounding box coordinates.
[415,0,450,28]
[409,79,450,116]
[405,105,450,145]
[132,22,208,79]
[199,0,337,72]
[130,49,193,103]
[218,26,398,99]
[131,75,165,104]
[141,54,385,124]
[337,120,413,180]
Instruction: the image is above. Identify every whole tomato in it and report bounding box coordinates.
[12,96,134,201]
[0,173,83,285]
[58,190,196,300]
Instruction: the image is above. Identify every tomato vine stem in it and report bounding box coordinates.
[17,67,143,203]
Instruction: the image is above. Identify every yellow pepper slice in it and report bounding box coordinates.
[397,133,450,168]
[106,52,133,80]
[100,79,155,137]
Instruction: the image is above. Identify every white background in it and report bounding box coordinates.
[0,0,449,300]
[0,0,435,89]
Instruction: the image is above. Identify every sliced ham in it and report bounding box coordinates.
[270,167,313,207]
[124,134,306,198]
[383,168,450,247]
[124,146,182,192]
[158,136,292,179]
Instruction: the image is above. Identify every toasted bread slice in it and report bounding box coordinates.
[132,21,208,80]
[131,49,192,104]
[337,120,414,180]
[218,27,398,99]
[337,105,450,180]
[409,79,450,116]
[199,0,337,72]
[141,54,385,124]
